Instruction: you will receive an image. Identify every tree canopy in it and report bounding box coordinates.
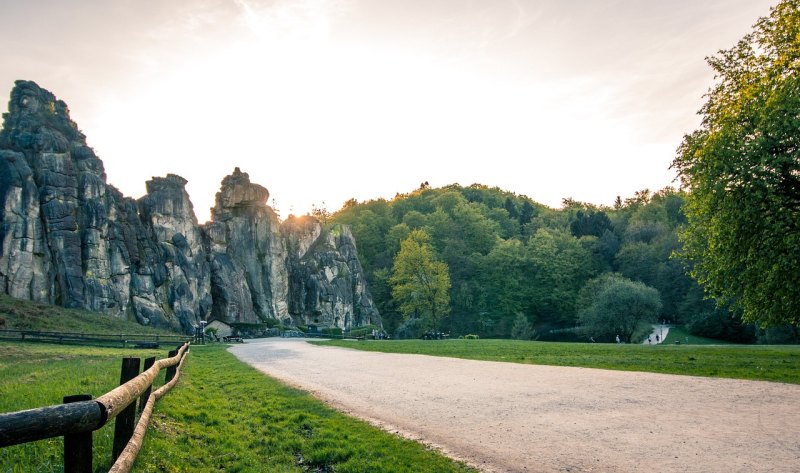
[577,274,661,343]
[389,229,451,332]
[672,0,800,327]
[332,183,744,341]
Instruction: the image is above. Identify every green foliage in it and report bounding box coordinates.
[390,230,451,331]
[315,339,800,383]
[510,313,534,340]
[672,0,800,327]
[319,326,343,337]
[395,317,424,339]
[578,275,662,343]
[333,183,754,341]
[346,324,380,338]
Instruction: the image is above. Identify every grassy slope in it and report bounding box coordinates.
[0,342,167,472]
[314,339,800,384]
[661,326,730,345]
[0,342,475,473]
[0,294,180,335]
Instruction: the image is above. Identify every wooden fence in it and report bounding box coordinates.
[0,329,189,347]
[0,342,190,473]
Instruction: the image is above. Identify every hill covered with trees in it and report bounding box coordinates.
[331,183,795,343]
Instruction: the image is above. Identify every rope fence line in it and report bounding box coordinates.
[109,346,190,473]
[0,342,191,472]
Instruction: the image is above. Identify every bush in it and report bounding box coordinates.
[264,318,281,328]
[395,319,423,339]
[347,324,380,338]
[319,327,343,337]
[205,327,219,341]
[511,313,533,340]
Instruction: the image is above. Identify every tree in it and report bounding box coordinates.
[578,275,662,343]
[672,1,800,326]
[511,312,534,340]
[311,202,330,223]
[390,230,451,331]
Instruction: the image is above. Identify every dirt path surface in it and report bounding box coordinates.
[230,339,800,473]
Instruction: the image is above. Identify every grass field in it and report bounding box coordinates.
[661,326,731,345]
[314,339,800,384]
[0,342,475,473]
[0,294,180,336]
[0,342,167,472]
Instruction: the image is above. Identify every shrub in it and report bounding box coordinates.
[395,319,423,339]
[511,313,533,340]
[319,327,343,337]
[347,324,380,338]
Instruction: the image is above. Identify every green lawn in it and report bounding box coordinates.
[314,339,800,384]
[0,342,167,473]
[0,343,475,473]
[661,326,731,345]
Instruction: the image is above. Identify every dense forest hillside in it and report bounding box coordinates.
[331,184,796,343]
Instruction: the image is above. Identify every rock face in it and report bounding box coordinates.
[203,168,288,324]
[283,217,379,328]
[0,80,379,332]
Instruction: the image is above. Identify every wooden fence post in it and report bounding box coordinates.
[138,357,156,414]
[164,349,178,383]
[63,394,93,473]
[112,357,140,461]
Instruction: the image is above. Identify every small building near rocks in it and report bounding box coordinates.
[206,320,233,339]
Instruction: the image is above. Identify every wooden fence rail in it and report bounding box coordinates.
[0,342,190,472]
[0,329,189,347]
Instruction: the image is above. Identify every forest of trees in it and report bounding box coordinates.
[331,184,797,343]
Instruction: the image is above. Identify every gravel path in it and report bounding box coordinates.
[230,339,800,473]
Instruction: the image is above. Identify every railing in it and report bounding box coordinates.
[0,342,190,473]
[0,329,189,347]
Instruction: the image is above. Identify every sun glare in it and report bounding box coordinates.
[82,0,678,222]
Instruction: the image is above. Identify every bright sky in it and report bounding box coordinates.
[0,0,775,222]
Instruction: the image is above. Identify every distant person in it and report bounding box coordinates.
[615,334,620,344]
[656,334,660,343]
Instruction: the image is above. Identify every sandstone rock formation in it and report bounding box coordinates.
[0,80,379,333]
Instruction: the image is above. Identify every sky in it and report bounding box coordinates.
[0,0,777,222]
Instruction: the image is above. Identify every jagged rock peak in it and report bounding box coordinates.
[145,173,189,193]
[211,167,270,220]
[1,82,380,334]
[0,80,86,153]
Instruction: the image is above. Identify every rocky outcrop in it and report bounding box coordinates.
[203,168,288,324]
[283,217,380,328]
[0,80,379,332]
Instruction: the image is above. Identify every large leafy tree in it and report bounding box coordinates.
[672,1,800,326]
[390,230,451,331]
[578,274,662,343]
